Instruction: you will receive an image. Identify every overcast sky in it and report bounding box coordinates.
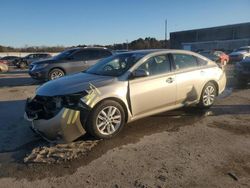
[0,0,249,47]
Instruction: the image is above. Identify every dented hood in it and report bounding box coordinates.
[36,72,115,96]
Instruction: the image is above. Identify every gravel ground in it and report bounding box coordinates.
[0,65,250,187]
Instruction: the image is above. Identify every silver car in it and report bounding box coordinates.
[25,49,226,142]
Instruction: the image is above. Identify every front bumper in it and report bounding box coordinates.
[25,107,86,143]
[229,56,243,62]
[29,69,48,80]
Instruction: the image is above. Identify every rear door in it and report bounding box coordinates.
[170,53,205,105]
[66,50,89,73]
[129,54,176,117]
[84,49,112,68]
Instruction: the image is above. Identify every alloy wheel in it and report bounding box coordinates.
[96,106,122,135]
[203,85,216,106]
[50,70,64,80]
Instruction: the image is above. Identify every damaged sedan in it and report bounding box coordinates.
[25,49,226,142]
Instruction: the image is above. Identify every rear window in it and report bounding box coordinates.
[197,57,208,66]
[172,53,198,70]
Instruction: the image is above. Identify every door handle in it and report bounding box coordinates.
[166,77,174,83]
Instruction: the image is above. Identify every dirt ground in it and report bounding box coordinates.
[0,65,250,187]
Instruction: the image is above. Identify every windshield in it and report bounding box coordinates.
[85,53,145,77]
[53,49,77,59]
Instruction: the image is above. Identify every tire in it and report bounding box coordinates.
[85,100,125,139]
[48,68,65,80]
[199,82,217,109]
[19,61,27,69]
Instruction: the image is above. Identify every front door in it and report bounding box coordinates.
[68,50,90,73]
[129,54,176,117]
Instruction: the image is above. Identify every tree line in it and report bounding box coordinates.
[0,37,170,52]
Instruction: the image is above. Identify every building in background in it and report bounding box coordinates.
[170,22,250,53]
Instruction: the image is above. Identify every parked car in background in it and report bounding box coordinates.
[29,47,113,81]
[114,50,129,54]
[0,59,8,65]
[16,53,52,68]
[198,51,220,62]
[235,58,250,86]
[0,56,20,66]
[198,50,229,65]
[25,49,226,142]
[213,51,229,65]
[0,62,8,72]
[229,46,250,62]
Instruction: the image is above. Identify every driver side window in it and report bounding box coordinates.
[137,54,171,76]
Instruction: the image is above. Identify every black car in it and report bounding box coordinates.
[29,47,113,81]
[235,58,250,86]
[0,56,20,66]
[16,53,52,68]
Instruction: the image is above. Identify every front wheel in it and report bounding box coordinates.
[85,100,125,139]
[199,82,217,108]
[48,68,64,80]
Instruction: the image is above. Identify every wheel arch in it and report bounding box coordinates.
[91,97,129,123]
[49,67,66,74]
[203,80,219,96]
[48,67,66,80]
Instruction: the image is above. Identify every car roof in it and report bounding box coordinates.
[120,49,200,55]
[67,47,110,51]
[239,46,250,49]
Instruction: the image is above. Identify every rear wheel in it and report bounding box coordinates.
[85,100,125,139]
[199,82,217,108]
[19,61,27,69]
[48,68,64,80]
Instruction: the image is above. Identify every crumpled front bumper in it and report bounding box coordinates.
[25,107,86,143]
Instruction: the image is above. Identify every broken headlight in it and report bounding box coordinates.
[62,91,88,110]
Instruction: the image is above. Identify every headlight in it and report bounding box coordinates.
[32,64,48,70]
[62,91,88,109]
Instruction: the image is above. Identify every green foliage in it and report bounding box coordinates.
[107,37,170,50]
[0,37,170,52]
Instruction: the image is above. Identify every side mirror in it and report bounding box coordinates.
[132,69,149,78]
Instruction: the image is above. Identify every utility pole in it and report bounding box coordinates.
[165,19,168,48]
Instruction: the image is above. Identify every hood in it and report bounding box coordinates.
[229,51,247,56]
[31,58,55,65]
[36,72,115,96]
